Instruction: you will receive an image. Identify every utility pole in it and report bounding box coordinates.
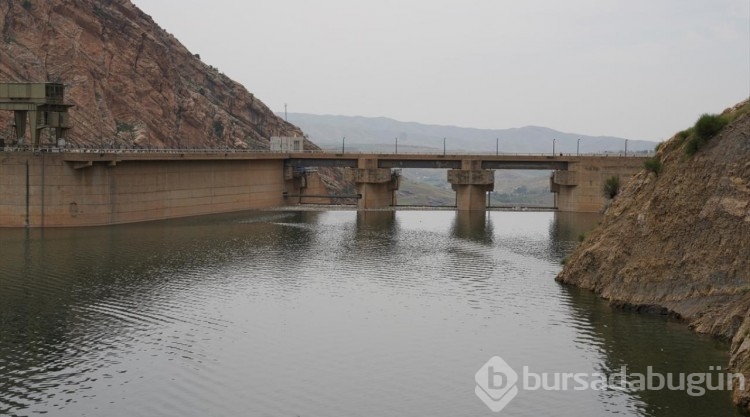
[552,138,556,156]
[342,137,345,154]
[577,138,580,156]
[395,137,398,154]
[443,137,446,156]
[496,137,499,155]
[625,139,628,156]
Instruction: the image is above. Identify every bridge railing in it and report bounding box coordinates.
[2,146,655,158]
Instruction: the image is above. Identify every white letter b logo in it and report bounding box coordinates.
[475,356,519,412]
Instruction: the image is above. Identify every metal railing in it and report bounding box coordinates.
[1,145,655,158]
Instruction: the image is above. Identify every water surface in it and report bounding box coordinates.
[0,210,741,416]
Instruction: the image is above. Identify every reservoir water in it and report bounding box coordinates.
[0,209,743,416]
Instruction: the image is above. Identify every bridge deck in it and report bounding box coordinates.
[56,149,648,171]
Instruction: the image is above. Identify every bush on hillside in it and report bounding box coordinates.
[681,113,730,156]
[603,175,620,199]
[684,136,705,156]
[694,113,729,140]
[644,157,663,176]
[676,127,694,141]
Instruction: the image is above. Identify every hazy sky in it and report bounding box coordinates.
[133,0,749,141]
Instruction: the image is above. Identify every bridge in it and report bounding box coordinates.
[0,81,649,227]
[56,149,648,212]
[285,152,646,211]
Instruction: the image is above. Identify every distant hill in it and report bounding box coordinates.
[282,113,657,154]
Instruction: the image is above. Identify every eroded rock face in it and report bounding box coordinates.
[0,0,303,149]
[556,101,750,407]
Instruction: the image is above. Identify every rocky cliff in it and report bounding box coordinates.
[0,0,302,149]
[556,100,750,407]
[0,0,352,196]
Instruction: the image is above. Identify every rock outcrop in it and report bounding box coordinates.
[0,0,352,196]
[556,100,750,407]
[0,0,302,149]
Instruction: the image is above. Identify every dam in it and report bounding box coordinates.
[0,82,649,227]
[0,149,648,227]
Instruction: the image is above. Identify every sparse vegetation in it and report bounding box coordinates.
[694,113,729,140]
[676,127,694,141]
[730,101,750,121]
[212,120,224,137]
[684,136,704,156]
[682,113,730,156]
[115,121,137,146]
[116,121,135,133]
[602,175,620,199]
[644,157,663,176]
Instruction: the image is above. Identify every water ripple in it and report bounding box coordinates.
[0,210,739,417]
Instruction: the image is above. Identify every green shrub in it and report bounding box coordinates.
[694,113,729,140]
[116,121,135,133]
[734,102,750,120]
[602,175,620,199]
[212,120,224,137]
[681,113,730,156]
[685,136,704,156]
[644,157,663,176]
[676,127,694,140]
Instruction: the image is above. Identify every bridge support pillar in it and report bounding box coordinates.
[347,159,400,209]
[447,160,494,211]
[551,159,643,212]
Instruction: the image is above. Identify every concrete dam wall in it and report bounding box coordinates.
[0,152,287,227]
[0,151,648,227]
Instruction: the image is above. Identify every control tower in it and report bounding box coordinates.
[0,82,73,148]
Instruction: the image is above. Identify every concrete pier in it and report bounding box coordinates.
[347,158,399,209]
[550,157,642,212]
[447,160,495,211]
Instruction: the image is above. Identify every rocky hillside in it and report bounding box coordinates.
[0,0,302,149]
[556,100,750,408]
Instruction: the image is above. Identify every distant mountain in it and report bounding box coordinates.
[282,113,657,154]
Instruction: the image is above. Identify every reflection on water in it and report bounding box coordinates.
[0,210,743,417]
[451,210,493,243]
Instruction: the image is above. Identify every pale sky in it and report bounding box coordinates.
[133,0,749,141]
